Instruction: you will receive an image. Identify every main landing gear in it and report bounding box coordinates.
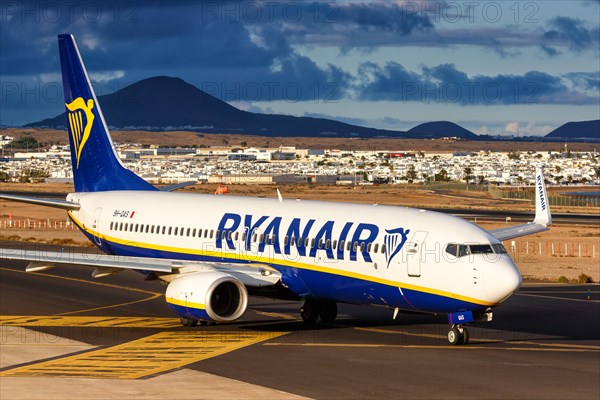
[179,317,214,327]
[447,324,469,345]
[300,299,338,324]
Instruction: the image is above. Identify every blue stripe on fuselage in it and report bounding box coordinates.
[81,228,486,314]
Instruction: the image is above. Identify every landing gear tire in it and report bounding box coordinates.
[447,326,461,345]
[301,300,338,324]
[318,301,338,324]
[300,300,319,324]
[448,325,469,345]
[180,316,198,327]
[460,328,470,345]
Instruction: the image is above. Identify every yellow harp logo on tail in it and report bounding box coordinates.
[65,97,95,168]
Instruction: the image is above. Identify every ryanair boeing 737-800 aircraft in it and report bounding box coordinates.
[0,34,552,345]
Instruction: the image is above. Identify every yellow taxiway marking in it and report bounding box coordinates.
[255,311,299,321]
[56,293,163,316]
[354,327,600,350]
[519,291,599,294]
[0,267,160,296]
[0,315,182,329]
[515,293,600,303]
[1,330,288,380]
[355,327,446,341]
[0,267,164,316]
[264,342,600,353]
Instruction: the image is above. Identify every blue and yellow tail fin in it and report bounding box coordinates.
[59,34,156,192]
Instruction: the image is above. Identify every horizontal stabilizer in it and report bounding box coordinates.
[158,181,197,192]
[0,194,80,210]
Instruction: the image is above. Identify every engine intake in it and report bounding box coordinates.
[165,271,248,322]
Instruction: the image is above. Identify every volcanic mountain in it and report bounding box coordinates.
[29,76,477,139]
[544,120,600,140]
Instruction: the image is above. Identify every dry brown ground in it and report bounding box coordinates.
[1,182,598,282]
[2,128,597,152]
[1,181,597,213]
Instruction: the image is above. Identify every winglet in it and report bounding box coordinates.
[533,167,552,226]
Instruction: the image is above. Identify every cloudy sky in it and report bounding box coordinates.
[1,0,599,136]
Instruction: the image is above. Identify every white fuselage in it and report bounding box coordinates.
[66,190,521,312]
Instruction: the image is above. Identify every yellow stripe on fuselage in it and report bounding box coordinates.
[68,211,496,307]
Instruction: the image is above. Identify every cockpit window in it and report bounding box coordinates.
[469,245,494,254]
[446,243,507,258]
[446,243,458,257]
[491,243,507,254]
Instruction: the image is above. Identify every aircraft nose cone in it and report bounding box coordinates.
[484,260,522,304]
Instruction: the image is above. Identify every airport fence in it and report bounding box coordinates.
[506,239,598,259]
[1,219,76,231]
[488,188,599,207]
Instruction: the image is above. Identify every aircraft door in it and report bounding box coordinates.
[406,231,428,277]
[92,207,103,246]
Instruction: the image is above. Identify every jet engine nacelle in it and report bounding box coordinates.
[165,271,248,322]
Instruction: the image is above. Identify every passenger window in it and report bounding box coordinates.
[332,240,337,250]
[234,232,239,241]
[242,232,247,241]
[360,243,365,252]
[284,236,289,246]
[353,242,358,252]
[110,222,113,230]
[174,227,178,235]
[367,243,372,252]
[304,238,310,247]
[325,239,330,249]
[373,243,379,253]
[347,241,351,251]
[381,244,386,253]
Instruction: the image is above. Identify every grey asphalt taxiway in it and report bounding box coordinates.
[1,243,599,399]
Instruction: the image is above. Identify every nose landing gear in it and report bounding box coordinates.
[447,324,469,345]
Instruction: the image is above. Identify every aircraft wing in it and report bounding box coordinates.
[488,222,549,241]
[488,167,552,241]
[0,247,281,286]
